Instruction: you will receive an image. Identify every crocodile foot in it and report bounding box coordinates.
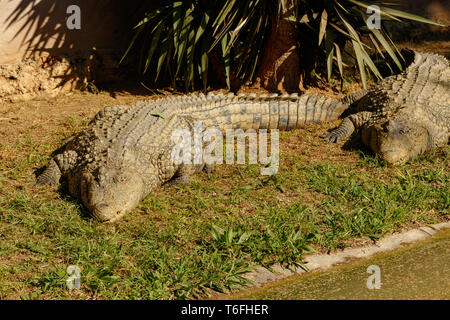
[321,118,355,143]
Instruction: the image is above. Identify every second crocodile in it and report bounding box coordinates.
[322,50,449,164]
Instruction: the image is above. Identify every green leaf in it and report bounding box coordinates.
[369,23,402,70]
[155,39,170,82]
[287,12,318,23]
[360,47,382,80]
[318,9,328,46]
[384,4,444,26]
[303,244,316,252]
[221,34,231,88]
[195,13,210,44]
[210,7,240,52]
[334,43,344,78]
[133,7,168,29]
[213,0,237,29]
[172,1,184,56]
[237,232,250,244]
[119,27,142,64]
[199,51,209,91]
[151,112,166,119]
[324,30,336,82]
[140,82,159,96]
[368,33,385,59]
[185,28,196,89]
[175,6,194,78]
[226,18,248,53]
[352,40,368,89]
[327,46,335,82]
[143,27,163,73]
[211,224,225,241]
[291,230,302,242]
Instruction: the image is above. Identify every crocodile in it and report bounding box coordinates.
[36,91,349,222]
[322,50,449,164]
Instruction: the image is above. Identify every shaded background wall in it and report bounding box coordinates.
[401,0,449,26]
[0,0,145,64]
[386,0,449,41]
[0,0,167,100]
[0,1,156,100]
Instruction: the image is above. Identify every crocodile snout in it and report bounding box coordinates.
[80,169,144,222]
[375,121,429,165]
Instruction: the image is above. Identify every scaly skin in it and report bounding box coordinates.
[322,50,449,164]
[37,92,349,222]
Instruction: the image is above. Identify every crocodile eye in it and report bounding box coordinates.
[380,123,389,132]
[399,128,408,135]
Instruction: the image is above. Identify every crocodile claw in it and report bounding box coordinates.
[320,129,343,143]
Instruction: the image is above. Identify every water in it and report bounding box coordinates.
[229,229,450,300]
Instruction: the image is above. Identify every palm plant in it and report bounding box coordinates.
[121,0,443,90]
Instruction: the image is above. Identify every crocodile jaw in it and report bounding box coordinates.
[365,121,429,165]
[80,170,144,222]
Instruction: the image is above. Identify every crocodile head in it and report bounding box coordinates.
[79,167,144,222]
[363,119,429,165]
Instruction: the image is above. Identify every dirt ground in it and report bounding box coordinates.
[0,87,149,146]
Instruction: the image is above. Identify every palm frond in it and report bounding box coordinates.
[121,0,444,90]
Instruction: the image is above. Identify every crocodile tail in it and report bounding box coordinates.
[340,90,369,105]
[191,93,349,132]
[286,93,349,128]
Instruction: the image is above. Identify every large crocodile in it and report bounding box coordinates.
[37,49,449,222]
[36,91,348,222]
[322,50,449,164]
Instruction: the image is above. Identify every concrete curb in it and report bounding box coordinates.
[243,221,450,287]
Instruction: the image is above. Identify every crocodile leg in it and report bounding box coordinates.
[35,159,62,186]
[321,117,355,142]
[166,175,192,186]
[322,111,373,143]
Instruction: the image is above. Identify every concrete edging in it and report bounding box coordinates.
[243,221,450,287]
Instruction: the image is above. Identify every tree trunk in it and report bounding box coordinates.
[254,0,304,92]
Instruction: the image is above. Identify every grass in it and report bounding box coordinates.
[0,91,448,300]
